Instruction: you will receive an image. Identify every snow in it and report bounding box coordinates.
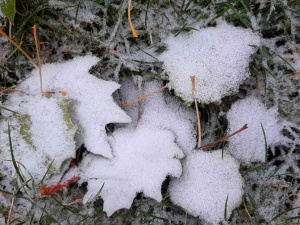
[79,125,184,216]
[169,150,244,225]
[0,95,77,181]
[226,96,282,162]
[16,56,131,159]
[120,77,197,154]
[158,23,261,104]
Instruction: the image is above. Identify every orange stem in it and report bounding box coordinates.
[0,28,38,69]
[197,124,248,150]
[122,84,168,108]
[190,76,201,147]
[32,25,43,95]
[128,0,138,38]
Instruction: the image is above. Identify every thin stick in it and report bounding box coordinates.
[7,184,16,224]
[197,124,248,150]
[32,25,43,95]
[190,76,201,147]
[67,198,83,205]
[128,0,138,38]
[0,28,38,69]
[122,84,167,108]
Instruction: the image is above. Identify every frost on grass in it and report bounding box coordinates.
[48,0,101,24]
[158,23,261,104]
[169,150,243,225]
[0,95,76,181]
[17,56,131,159]
[120,77,197,154]
[80,125,184,216]
[227,96,282,163]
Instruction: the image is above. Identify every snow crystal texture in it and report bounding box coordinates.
[120,77,197,154]
[80,125,184,216]
[227,96,282,162]
[0,95,76,181]
[169,150,243,225]
[158,23,261,103]
[16,56,131,159]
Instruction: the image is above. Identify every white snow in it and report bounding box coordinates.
[120,77,197,154]
[16,56,131,159]
[226,96,282,162]
[80,125,184,216]
[169,150,244,225]
[158,23,261,103]
[0,95,77,181]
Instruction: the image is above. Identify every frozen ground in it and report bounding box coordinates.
[0,0,300,224]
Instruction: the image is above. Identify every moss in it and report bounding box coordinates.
[59,100,77,132]
[17,114,36,150]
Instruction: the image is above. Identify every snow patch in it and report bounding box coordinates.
[158,23,261,103]
[80,125,184,216]
[227,96,282,162]
[0,95,76,181]
[16,56,131,159]
[169,150,243,225]
[120,77,197,154]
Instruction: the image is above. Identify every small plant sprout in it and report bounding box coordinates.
[128,0,138,38]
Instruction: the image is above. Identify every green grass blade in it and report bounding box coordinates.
[260,123,268,163]
[40,159,55,185]
[268,206,300,224]
[0,106,19,114]
[7,123,26,185]
[224,195,229,220]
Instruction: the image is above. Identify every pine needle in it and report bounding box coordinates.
[122,84,168,108]
[198,124,248,150]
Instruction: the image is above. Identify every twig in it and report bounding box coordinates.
[7,182,16,224]
[128,0,138,38]
[32,25,43,95]
[0,28,38,69]
[122,84,168,108]
[197,124,248,150]
[67,198,83,205]
[190,76,201,147]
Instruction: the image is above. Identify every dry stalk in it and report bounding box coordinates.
[122,84,168,108]
[32,25,43,95]
[67,198,83,206]
[190,76,201,147]
[197,124,248,150]
[7,182,16,224]
[128,0,138,38]
[0,28,38,69]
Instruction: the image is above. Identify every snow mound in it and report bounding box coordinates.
[80,125,184,216]
[120,77,197,154]
[169,150,243,225]
[0,95,76,181]
[16,56,131,159]
[227,96,282,162]
[158,23,261,103]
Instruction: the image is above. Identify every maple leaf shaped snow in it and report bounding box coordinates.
[16,56,131,158]
[79,125,184,216]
